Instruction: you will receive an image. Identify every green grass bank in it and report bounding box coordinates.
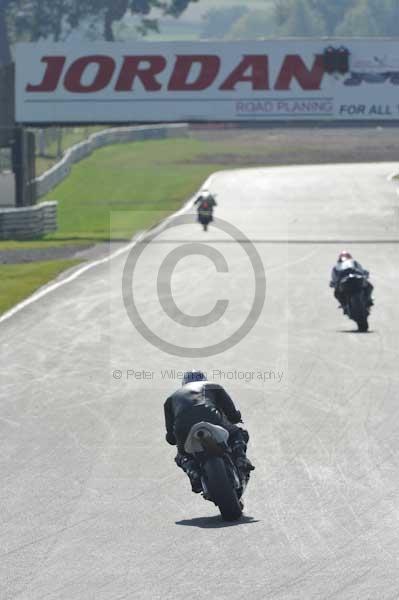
[0,135,243,315]
[0,260,81,315]
[40,137,243,241]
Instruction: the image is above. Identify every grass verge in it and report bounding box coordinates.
[0,259,81,315]
[40,136,254,240]
[0,239,93,251]
[1,134,256,315]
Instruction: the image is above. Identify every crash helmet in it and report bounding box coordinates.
[338,250,353,262]
[182,370,207,386]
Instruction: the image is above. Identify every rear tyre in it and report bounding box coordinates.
[350,293,369,332]
[203,457,242,521]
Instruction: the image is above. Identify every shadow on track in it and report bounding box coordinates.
[176,515,259,529]
[337,329,375,334]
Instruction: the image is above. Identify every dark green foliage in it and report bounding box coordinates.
[227,8,276,39]
[275,0,325,36]
[273,0,399,37]
[0,0,197,64]
[336,0,399,36]
[308,0,355,35]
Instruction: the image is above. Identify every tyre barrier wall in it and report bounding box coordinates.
[35,123,189,198]
[0,201,57,239]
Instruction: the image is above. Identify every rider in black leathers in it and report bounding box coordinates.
[164,370,254,493]
[194,190,217,223]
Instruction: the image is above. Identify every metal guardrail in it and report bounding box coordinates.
[35,124,189,198]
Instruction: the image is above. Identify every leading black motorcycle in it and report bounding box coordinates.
[197,206,213,231]
[338,268,372,332]
[184,422,249,521]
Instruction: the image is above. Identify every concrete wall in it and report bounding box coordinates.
[0,202,57,239]
[35,123,189,198]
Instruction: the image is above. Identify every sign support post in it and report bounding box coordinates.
[1,62,36,207]
[12,127,36,207]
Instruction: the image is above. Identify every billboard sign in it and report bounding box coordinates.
[15,40,399,123]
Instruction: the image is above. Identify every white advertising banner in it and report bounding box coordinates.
[15,40,399,123]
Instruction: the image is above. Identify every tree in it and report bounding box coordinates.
[0,0,12,64]
[227,8,276,40]
[274,0,325,36]
[335,0,380,36]
[200,6,248,40]
[307,0,355,35]
[0,0,198,65]
[8,0,92,42]
[368,0,399,37]
[274,0,399,37]
[88,0,200,41]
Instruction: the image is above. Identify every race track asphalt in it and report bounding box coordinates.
[1,163,399,600]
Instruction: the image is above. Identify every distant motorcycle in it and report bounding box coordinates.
[338,267,372,332]
[197,205,213,231]
[184,422,249,521]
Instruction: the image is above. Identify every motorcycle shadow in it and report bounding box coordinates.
[337,329,375,334]
[175,515,259,529]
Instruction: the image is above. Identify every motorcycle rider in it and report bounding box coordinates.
[330,250,374,309]
[194,189,217,223]
[164,370,254,493]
